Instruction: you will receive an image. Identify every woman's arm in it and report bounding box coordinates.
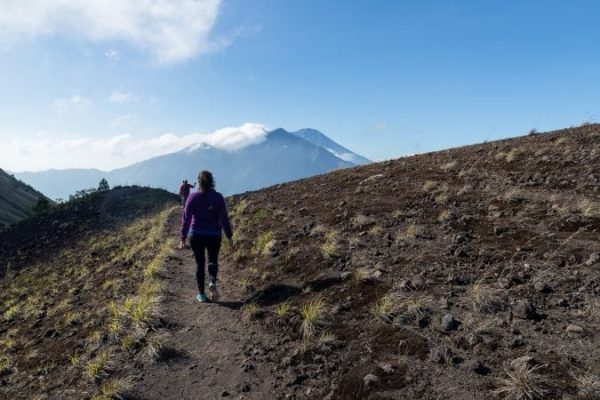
[180,194,194,242]
[218,194,233,240]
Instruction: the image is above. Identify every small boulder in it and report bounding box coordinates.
[439,297,449,309]
[566,324,584,336]
[429,347,452,364]
[363,374,380,387]
[534,280,551,293]
[462,360,490,375]
[378,362,395,374]
[585,252,600,266]
[340,271,352,281]
[441,313,458,331]
[513,301,537,320]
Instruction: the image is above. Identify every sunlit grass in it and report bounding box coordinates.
[300,296,328,340]
[92,377,132,400]
[371,294,400,323]
[242,303,260,320]
[141,333,174,363]
[85,349,114,381]
[494,364,548,400]
[252,231,275,256]
[274,301,292,319]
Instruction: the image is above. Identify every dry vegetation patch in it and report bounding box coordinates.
[0,200,178,398]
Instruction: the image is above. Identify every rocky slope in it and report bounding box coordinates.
[0,187,179,399]
[221,124,600,399]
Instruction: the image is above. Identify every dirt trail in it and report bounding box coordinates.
[134,212,279,400]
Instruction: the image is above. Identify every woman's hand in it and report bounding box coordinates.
[178,239,187,249]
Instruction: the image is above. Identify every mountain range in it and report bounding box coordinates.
[14,128,370,200]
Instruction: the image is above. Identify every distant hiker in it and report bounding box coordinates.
[180,171,233,303]
[179,179,196,206]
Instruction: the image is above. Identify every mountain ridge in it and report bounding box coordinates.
[0,168,51,229]
[14,127,368,200]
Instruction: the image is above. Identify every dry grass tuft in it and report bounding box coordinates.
[400,295,431,319]
[123,293,163,329]
[141,334,174,363]
[300,297,328,340]
[92,377,132,400]
[241,303,260,320]
[317,331,338,347]
[0,355,13,375]
[396,223,420,242]
[435,192,449,204]
[440,160,458,171]
[3,304,20,320]
[494,364,548,400]
[351,268,369,286]
[371,294,400,323]
[578,198,600,218]
[239,277,251,290]
[274,301,292,319]
[470,280,498,312]
[506,147,526,162]
[321,230,339,258]
[252,231,275,256]
[351,214,374,229]
[438,210,451,222]
[423,180,438,191]
[85,349,114,382]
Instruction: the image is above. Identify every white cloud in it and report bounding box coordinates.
[0,0,223,64]
[108,91,138,104]
[52,95,93,113]
[2,123,268,172]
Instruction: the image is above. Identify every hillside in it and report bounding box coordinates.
[0,168,50,229]
[1,125,599,400]
[219,124,599,399]
[15,128,370,200]
[0,186,179,399]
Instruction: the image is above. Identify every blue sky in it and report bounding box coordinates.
[1,0,599,171]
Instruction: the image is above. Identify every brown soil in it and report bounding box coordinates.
[132,217,280,399]
[210,125,600,399]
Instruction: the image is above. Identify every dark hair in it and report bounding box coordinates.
[199,170,215,191]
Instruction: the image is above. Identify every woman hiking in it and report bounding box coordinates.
[180,170,233,303]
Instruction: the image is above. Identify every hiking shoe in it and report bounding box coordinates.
[196,293,208,303]
[208,281,220,302]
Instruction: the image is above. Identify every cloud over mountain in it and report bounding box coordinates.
[0,0,223,63]
[3,123,268,172]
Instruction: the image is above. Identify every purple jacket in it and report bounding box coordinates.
[180,189,233,240]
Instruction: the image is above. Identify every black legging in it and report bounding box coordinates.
[189,234,222,294]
